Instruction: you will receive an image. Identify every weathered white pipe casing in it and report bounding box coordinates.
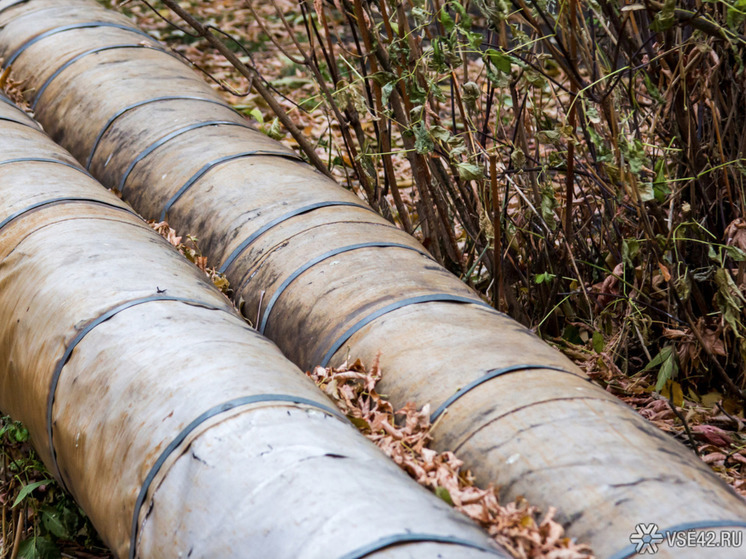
[0,95,506,559]
[2,2,746,556]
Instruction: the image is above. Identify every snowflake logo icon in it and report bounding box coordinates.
[630,523,664,554]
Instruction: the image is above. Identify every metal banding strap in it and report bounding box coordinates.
[430,364,585,422]
[0,0,29,16]
[0,157,91,177]
[219,201,378,274]
[0,95,16,107]
[0,197,133,232]
[159,149,302,221]
[45,296,231,488]
[339,533,504,559]
[0,115,38,129]
[31,44,167,109]
[258,242,433,334]
[608,520,746,559]
[4,22,155,67]
[320,294,496,367]
[118,120,249,195]
[87,96,230,168]
[128,394,345,559]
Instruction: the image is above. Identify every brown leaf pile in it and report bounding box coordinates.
[309,359,594,559]
[150,220,231,294]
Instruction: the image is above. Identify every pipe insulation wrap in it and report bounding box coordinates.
[0,93,508,559]
[2,1,746,556]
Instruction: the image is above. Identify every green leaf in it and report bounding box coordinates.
[265,118,283,141]
[381,81,396,106]
[18,536,61,559]
[435,486,454,505]
[248,108,264,124]
[655,348,678,392]
[620,137,649,176]
[485,49,511,74]
[439,8,455,34]
[413,123,434,154]
[727,0,746,28]
[715,268,746,336]
[14,425,29,442]
[725,245,746,262]
[592,331,605,353]
[461,81,480,112]
[534,271,556,284]
[429,125,451,143]
[651,0,676,31]
[456,161,483,181]
[643,346,678,392]
[41,507,69,539]
[13,480,53,508]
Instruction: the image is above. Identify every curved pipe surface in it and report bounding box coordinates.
[1,1,745,556]
[0,92,506,559]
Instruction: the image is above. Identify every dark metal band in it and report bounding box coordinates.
[87,96,229,169]
[258,242,432,334]
[31,44,167,109]
[118,120,249,195]
[0,197,133,232]
[608,520,746,559]
[0,0,29,16]
[319,294,495,367]
[430,364,585,422]
[339,533,504,559]
[4,22,155,67]
[128,393,345,559]
[159,149,301,221]
[218,201,376,274]
[0,157,90,177]
[0,114,38,129]
[45,296,232,487]
[0,94,15,107]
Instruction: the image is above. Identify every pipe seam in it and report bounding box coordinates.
[45,296,238,488]
[338,533,503,559]
[258,242,435,334]
[87,96,230,168]
[128,394,346,559]
[0,156,91,177]
[237,220,403,291]
[5,21,155,66]
[319,295,499,367]
[159,149,304,220]
[452,396,642,455]
[0,197,135,232]
[31,43,169,109]
[117,121,249,195]
[430,364,588,422]
[218,201,378,274]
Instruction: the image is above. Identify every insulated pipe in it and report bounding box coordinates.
[0,93,507,559]
[1,1,745,556]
